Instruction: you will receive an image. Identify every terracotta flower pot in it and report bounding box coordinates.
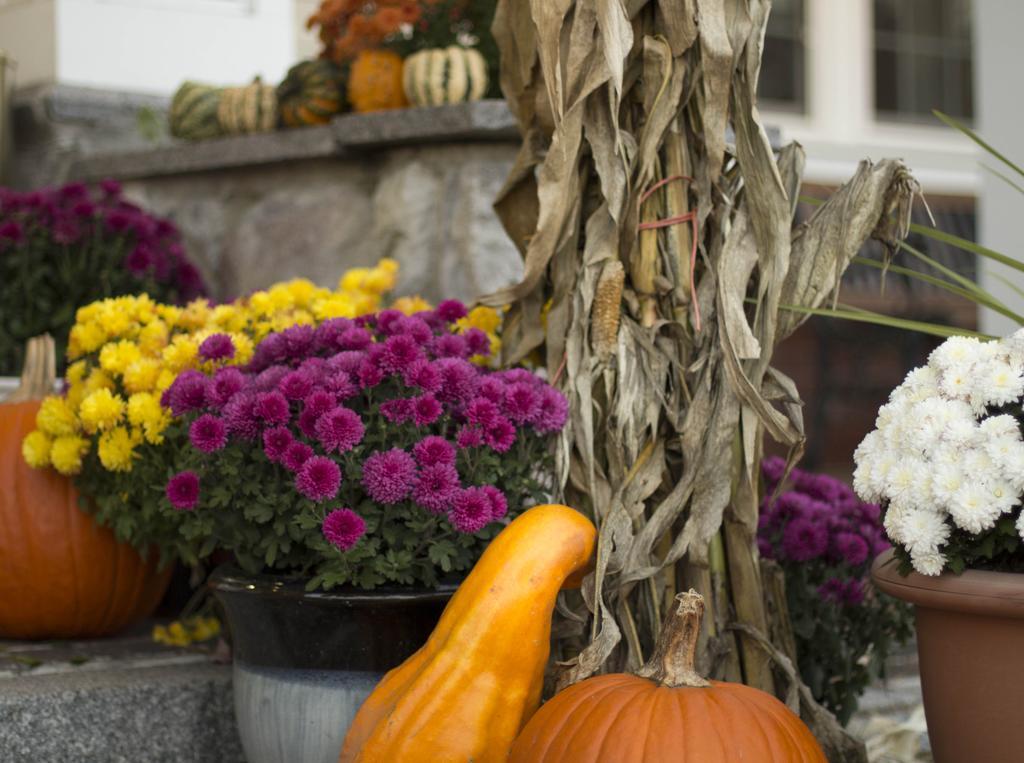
[872,548,1024,763]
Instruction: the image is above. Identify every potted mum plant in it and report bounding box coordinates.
[160,299,565,763]
[858,332,1024,762]
[0,179,206,378]
[758,458,913,725]
[17,264,399,642]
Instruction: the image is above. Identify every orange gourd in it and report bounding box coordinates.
[509,590,827,762]
[346,49,408,113]
[0,336,171,639]
[339,504,597,763]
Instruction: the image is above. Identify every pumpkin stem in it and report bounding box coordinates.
[635,589,711,688]
[7,334,57,403]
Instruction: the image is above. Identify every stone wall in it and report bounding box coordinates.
[10,88,525,303]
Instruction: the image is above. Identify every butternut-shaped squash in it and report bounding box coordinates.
[339,503,596,762]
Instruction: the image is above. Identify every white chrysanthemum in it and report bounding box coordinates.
[977,360,1024,407]
[852,458,881,503]
[931,460,966,506]
[1005,329,1024,366]
[883,503,911,545]
[995,439,1024,492]
[911,550,948,576]
[987,478,1020,515]
[962,447,998,479]
[980,414,1022,441]
[940,367,972,401]
[900,508,951,555]
[885,457,921,502]
[940,415,979,447]
[903,366,940,398]
[929,336,984,371]
[949,482,1004,534]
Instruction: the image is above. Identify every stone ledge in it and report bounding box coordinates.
[67,100,519,183]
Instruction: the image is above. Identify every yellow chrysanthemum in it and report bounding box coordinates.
[176,300,212,331]
[123,358,161,393]
[84,368,114,393]
[99,340,142,375]
[97,427,139,472]
[211,304,246,333]
[36,396,78,437]
[127,392,171,443]
[22,431,52,468]
[361,268,395,295]
[162,336,198,372]
[155,369,177,394]
[378,257,399,275]
[68,322,106,357]
[66,360,88,386]
[50,435,88,475]
[96,305,133,339]
[312,296,358,321]
[285,279,319,308]
[248,291,274,318]
[459,305,502,335]
[231,333,254,366]
[338,268,371,293]
[156,304,182,328]
[392,295,432,315]
[138,320,170,355]
[79,388,126,432]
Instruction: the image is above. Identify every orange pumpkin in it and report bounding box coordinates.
[509,590,827,762]
[346,49,408,113]
[0,336,171,639]
[340,504,597,762]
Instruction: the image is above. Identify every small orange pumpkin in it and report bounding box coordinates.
[0,336,171,639]
[509,590,827,762]
[346,49,408,113]
[340,504,597,762]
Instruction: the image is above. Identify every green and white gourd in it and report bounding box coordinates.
[402,46,489,107]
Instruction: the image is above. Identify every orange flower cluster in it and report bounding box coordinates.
[308,0,430,63]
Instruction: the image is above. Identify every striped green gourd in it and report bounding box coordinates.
[169,82,224,141]
[277,59,346,127]
[217,78,277,135]
[402,46,489,108]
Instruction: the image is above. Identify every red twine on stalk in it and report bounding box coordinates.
[637,175,701,332]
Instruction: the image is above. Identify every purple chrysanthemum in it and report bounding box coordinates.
[209,367,247,408]
[402,360,442,393]
[282,324,316,358]
[278,370,315,401]
[412,436,456,467]
[358,359,384,389]
[395,315,433,344]
[757,536,774,560]
[338,327,372,351]
[531,386,568,433]
[304,390,335,418]
[463,328,491,357]
[380,398,413,424]
[166,471,200,511]
[198,333,236,362]
[434,358,478,404]
[781,519,829,562]
[324,373,358,400]
[498,368,536,385]
[430,333,469,359]
[328,351,366,375]
[165,370,208,416]
[263,426,294,463]
[374,309,404,336]
[476,377,506,405]
[283,441,315,472]
[255,366,289,392]
[315,407,365,454]
[480,485,508,520]
[362,448,416,504]
[380,334,424,374]
[296,456,342,502]
[411,395,443,427]
[124,244,153,274]
[761,456,787,487]
[436,299,468,323]
[189,414,227,453]
[817,577,846,604]
[322,508,366,551]
[842,579,865,606]
[223,392,261,440]
[252,333,287,370]
[503,382,541,424]
[412,464,461,514]
[485,417,517,453]
[255,391,291,424]
[466,398,500,428]
[456,426,484,449]
[834,532,870,567]
[449,487,492,533]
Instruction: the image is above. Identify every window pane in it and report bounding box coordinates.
[873,0,973,120]
[758,0,805,110]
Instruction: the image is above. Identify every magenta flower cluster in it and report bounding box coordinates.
[0,180,206,301]
[758,457,889,607]
[164,302,568,558]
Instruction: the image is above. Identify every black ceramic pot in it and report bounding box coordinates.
[210,566,454,763]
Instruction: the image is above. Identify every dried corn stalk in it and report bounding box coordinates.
[487,0,917,759]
